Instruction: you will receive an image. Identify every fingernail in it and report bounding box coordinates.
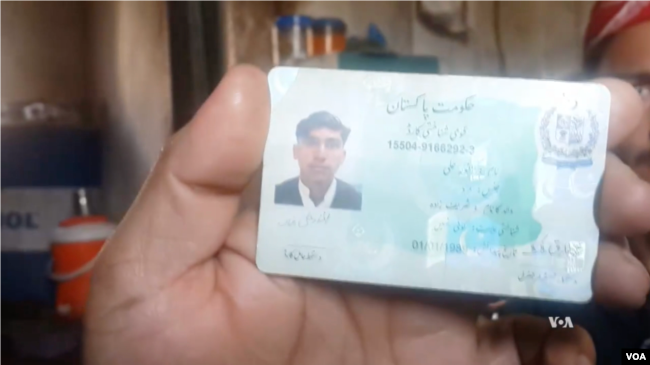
[575,355,592,365]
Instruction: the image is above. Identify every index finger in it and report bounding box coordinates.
[596,78,648,151]
[594,79,650,235]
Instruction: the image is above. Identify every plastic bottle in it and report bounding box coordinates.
[313,18,347,56]
[272,15,313,66]
[50,189,115,319]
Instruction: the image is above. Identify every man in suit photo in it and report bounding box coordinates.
[275,111,362,210]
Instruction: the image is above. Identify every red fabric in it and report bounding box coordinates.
[584,1,650,51]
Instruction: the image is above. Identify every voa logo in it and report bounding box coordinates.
[625,352,647,361]
[548,316,573,328]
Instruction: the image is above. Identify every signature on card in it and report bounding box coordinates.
[517,270,578,284]
[284,245,325,262]
[278,212,331,228]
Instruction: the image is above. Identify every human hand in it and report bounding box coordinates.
[84,66,650,365]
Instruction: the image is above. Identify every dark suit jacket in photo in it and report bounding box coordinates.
[274,177,362,211]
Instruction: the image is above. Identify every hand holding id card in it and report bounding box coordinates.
[257,67,611,303]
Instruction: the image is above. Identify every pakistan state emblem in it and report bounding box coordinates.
[539,108,599,168]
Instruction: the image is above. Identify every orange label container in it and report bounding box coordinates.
[51,215,115,320]
[272,15,313,66]
[312,18,347,56]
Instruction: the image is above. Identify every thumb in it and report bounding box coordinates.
[91,65,269,301]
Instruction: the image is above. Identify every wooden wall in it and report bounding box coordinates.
[1,1,89,104]
[411,1,596,78]
[1,1,173,221]
[88,1,173,221]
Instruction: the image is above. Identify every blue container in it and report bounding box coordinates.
[1,124,102,188]
[275,15,312,32]
[1,122,102,304]
[274,15,313,65]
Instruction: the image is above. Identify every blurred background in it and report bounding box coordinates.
[1,1,597,364]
